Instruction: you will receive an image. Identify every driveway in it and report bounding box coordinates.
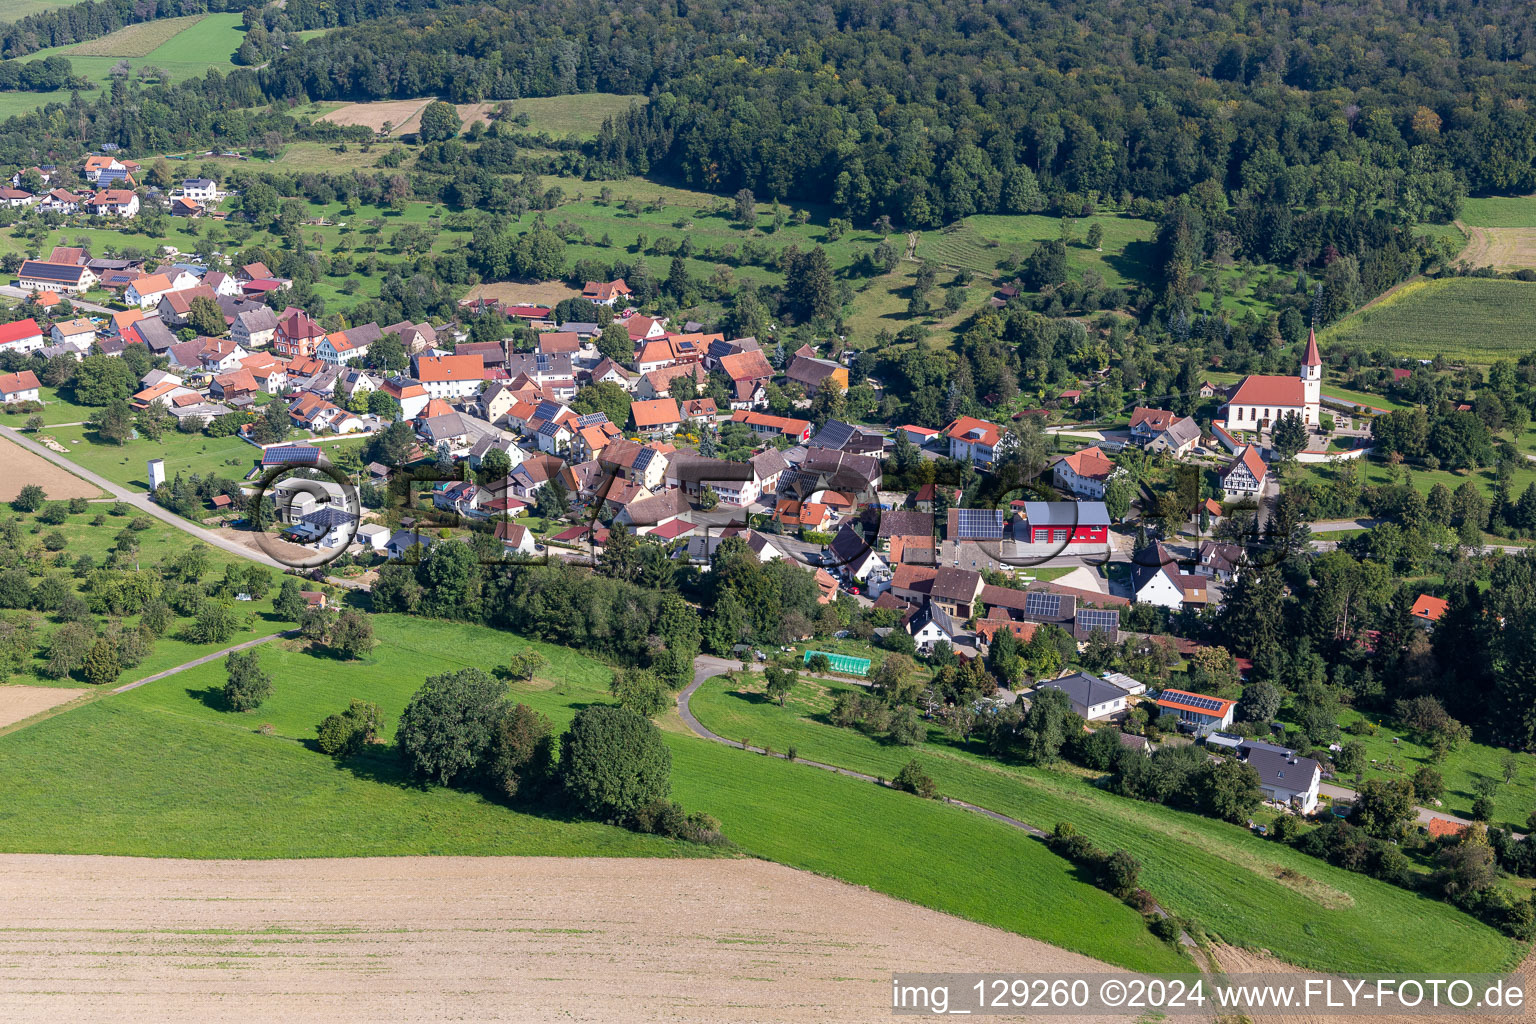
[0,285,117,316]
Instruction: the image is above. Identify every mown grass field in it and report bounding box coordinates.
[918,214,1155,292]
[2,0,86,15]
[0,14,245,119]
[1322,277,1536,363]
[513,93,645,138]
[0,386,100,427]
[58,429,261,492]
[0,613,1186,972]
[1461,196,1536,228]
[1297,445,1536,502]
[688,673,1522,973]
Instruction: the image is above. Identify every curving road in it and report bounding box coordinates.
[681,656,1048,838]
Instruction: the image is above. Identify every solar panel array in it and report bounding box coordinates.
[577,412,608,427]
[1077,608,1119,632]
[1165,691,1226,711]
[810,420,855,450]
[955,508,1005,539]
[1024,591,1062,618]
[262,445,321,466]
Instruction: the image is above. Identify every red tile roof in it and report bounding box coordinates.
[1058,444,1117,481]
[1228,374,1306,408]
[0,369,41,394]
[630,398,681,428]
[416,354,483,383]
[1411,594,1449,623]
[942,415,1002,447]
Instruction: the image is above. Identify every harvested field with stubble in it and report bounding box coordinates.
[66,15,205,56]
[0,436,101,501]
[0,855,1132,1024]
[465,279,583,306]
[0,686,87,729]
[321,99,498,136]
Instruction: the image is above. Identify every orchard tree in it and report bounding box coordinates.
[396,667,506,786]
[418,100,462,143]
[560,704,671,818]
[223,648,273,711]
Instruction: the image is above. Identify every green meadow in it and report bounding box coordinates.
[0,613,1185,973]
[687,672,1522,974]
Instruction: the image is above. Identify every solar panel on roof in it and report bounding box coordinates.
[262,445,321,466]
[955,508,1005,540]
[809,420,855,450]
[1164,691,1224,711]
[1024,591,1062,618]
[1077,609,1119,631]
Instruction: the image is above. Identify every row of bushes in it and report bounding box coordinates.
[1047,823,1181,943]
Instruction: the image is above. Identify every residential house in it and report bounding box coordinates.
[876,510,936,548]
[616,488,691,533]
[897,424,939,446]
[210,369,259,402]
[317,328,373,366]
[236,262,274,285]
[202,271,241,298]
[383,320,438,354]
[718,349,775,397]
[415,355,485,399]
[681,398,719,425]
[806,420,884,456]
[158,285,219,326]
[272,307,327,359]
[39,189,85,214]
[181,178,218,202]
[731,410,811,443]
[1153,688,1235,736]
[0,369,41,403]
[586,357,635,391]
[600,439,669,492]
[85,189,139,217]
[125,270,198,309]
[1411,594,1449,627]
[890,564,939,604]
[231,307,278,350]
[624,315,668,344]
[1233,739,1322,812]
[50,318,95,348]
[170,198,203,217]
[505,454,565,499]
[571,419,622,462]
[1146,416,1201,457]
[1054,445,1122,498]
[128,317,178,355]
[942,416,1004,466]
[828,522,887,581]
[108,308,146,338]
[907,603,959,652]
[1033,672,1127,721]
[785,354,848,394]
[1196,541,1243,582]
[630,398,683,438]
[382,377,430,420]
[496,521,538,556]
[0,318,44,355]
[582,279,631,305]
[240,353,288,394]
[1220,445,1267,497]
[0,188,36,208]
[930,567,984,620]
[637,361,709,400]
[17,261,96,294]
[1131,542,1208,608]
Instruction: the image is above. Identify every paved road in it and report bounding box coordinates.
[681,656,1048,838]
[1317,781,1491,832]
[1,424,292,570]
[111,629,298,694]
[0,285,117,315]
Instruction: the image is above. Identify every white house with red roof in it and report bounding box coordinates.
[1153,688,1235,736]
[1053,445,1121,499]
[582,278,632,305]
[415,354,485,399]
[0,318,44,355]
[1220,330,1322,431]
[317,329,371,366]
[942,416,1004,466]
[0,369,41,403]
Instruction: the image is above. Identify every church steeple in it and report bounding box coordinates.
[1302,327,1322,372]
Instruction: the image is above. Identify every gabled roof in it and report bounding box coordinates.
[0,318,43,344]
[942,415,1002,447]
[19,261,88,284]
[416,354,484,383]
[931,567,983,603]
[1221,445,1268,484]
[0,369,41,394]
[1411,594,1449,623]
[1057,445,1117,481]
[719,349,774,382]
[630,398,681,428]
[877,509,934,539]
[1228,374,1305,408]
[1129,407,1179,431]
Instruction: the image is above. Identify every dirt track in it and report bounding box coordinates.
[0,855,1133,1024]
[1456,220,1536,270]
[0,436,101,501]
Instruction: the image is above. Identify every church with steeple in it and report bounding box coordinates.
[1218,329,1322,432]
